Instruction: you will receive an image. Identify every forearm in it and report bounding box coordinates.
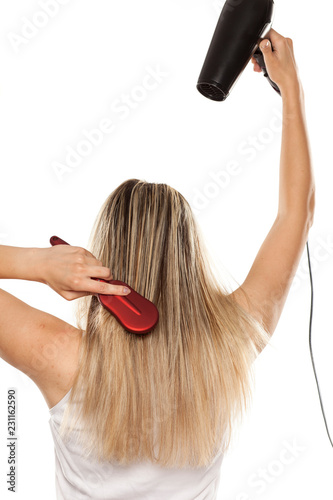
[278,84,315,222]
[0,246,43,283]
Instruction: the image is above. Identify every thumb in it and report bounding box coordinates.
[260,39,271,52]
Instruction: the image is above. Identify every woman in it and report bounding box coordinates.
[0,28,315,499]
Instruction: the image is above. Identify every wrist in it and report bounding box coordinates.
[281,87,305,124]
[280,80,304,106]
[29,247,47,284]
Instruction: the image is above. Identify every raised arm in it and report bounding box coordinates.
[230,29,315,347]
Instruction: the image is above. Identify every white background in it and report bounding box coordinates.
[0,0,333,498]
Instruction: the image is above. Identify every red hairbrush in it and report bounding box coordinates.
[50,236,159,335]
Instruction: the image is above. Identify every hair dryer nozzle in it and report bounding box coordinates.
[197,0,275,102]
[197,82,228,102]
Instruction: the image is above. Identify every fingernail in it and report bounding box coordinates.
[123,287,131,294]
[260,39,269,50]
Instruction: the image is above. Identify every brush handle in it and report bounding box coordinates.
[50,236,69,246]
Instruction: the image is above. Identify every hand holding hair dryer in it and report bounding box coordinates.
[197,0,280,101]
[197,0,333,457]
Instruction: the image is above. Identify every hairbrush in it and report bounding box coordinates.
[50,236,159,335]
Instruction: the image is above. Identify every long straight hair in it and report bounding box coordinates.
[59,179,270,468]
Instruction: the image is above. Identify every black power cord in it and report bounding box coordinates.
[307,240,333,447]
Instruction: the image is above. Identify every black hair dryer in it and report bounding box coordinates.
[197,0,280,101]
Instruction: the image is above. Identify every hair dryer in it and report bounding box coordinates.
[196,0,333,458]
[197,0,280,101]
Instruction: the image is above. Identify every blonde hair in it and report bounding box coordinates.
[60,179,270,468]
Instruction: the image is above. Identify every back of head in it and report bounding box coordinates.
[60,179,269,468]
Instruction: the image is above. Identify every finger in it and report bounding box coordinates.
[266,28,284,41]
[89,257,104,266]
[250,57,262,72]
[259,39,275,60]
[84,279,131,296]
[87,265,113,280]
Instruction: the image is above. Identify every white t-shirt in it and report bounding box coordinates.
[48,389,225,500]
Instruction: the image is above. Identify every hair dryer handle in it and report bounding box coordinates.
[253,47,281,96]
